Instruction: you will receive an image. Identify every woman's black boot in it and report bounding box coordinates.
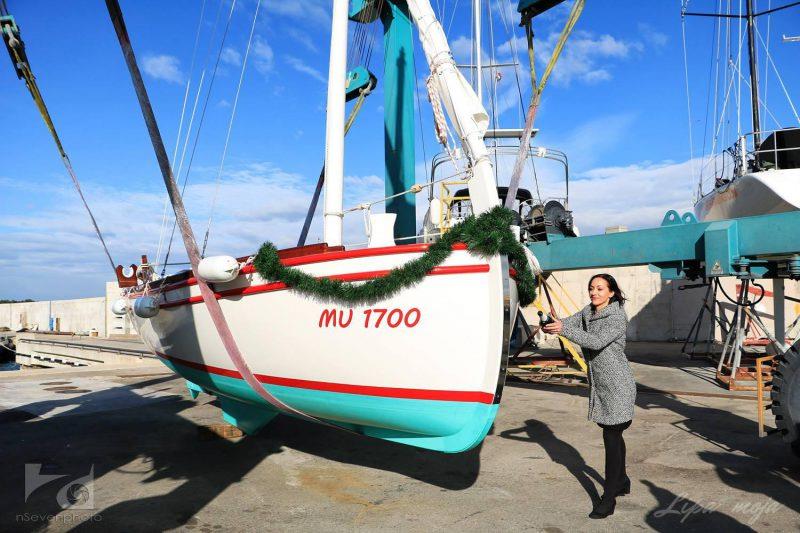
[589,495,617,519]
[617,476,631,496]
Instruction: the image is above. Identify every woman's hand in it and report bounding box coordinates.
[542,319,563,335]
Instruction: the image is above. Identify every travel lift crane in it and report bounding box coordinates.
[527,208,800,456]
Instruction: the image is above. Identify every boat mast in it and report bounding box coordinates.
[405,0,499,214]
[474,0,482,103]
[323,0,349,247]
[746,0,762,147]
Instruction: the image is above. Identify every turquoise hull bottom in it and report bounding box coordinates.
[162,358,499,453]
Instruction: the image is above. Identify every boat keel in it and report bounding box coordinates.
[217,396,279,435]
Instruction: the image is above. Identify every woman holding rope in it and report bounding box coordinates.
[542,273,636,519]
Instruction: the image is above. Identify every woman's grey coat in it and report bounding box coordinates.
[560,301,636,425]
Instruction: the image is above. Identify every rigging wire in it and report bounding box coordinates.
[754,24,800,124]
[709,0,724,188]
[763,0,771,128]
[162,0,237,272]
[156,0,225,271]
[201,0,263,256]
[681,1,697,187]
[494,0,528,122]
[413,32,430,189]
[155,0,209,269]
[296,0,383,247]
[485,0,500,185]
[446,0,462,38]
[698,1,720,194]
[700,10,745,186]
[737,0,743,136]
[728,55,784,127]
[504,0,584,209]
[3,9,117,272]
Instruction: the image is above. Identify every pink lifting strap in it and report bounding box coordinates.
[106,0,325,426]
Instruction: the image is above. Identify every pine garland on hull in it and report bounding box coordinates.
[253,206,536,306]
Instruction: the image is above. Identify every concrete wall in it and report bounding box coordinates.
[105,282,138,337]
[0,297,107,336]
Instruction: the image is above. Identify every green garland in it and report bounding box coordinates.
[253,206,536,307]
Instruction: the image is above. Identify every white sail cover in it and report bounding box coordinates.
[406,0,501,214]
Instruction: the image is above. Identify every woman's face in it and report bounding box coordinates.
[589,277,615,308]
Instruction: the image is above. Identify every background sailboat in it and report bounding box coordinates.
[682,0,800,221]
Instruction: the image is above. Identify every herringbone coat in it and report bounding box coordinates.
[560,301,636,425]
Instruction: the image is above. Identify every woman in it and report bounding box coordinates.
[542,273,636,519]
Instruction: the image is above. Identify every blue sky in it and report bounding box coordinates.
[1,0,798,300]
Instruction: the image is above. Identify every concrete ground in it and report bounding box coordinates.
[0,343,798,532]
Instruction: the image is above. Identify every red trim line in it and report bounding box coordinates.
[159,264,490,309]
[158,352,494,403]
[146,243,472,295]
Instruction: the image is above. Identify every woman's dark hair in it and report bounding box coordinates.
[588,273,626,307]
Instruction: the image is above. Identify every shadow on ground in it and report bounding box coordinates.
[0,376,481,532]
[505,377,800,529]
[499,418,603,505]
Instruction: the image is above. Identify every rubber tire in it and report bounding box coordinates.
[770,343,800,457]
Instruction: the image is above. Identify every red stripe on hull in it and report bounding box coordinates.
[148,243,472,295]
[159,264,490,309]
[158,352,495,404]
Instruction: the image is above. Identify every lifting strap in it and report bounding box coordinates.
[504,0,585,209]
[105,0,330,427]
[297,81,373,247]
[2,12,116,272]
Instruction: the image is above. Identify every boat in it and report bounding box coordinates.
[3,0,578,452]
[693,128,800,220]
[114,0,538,454]
[112,0,586,453]
[684,1,800,221]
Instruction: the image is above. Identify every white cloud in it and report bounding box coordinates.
[252,36,274,75]
[567,159,696,235]
[537,30,644,86]
[268,1,330,28]
[141,55,184,84]
[496,35,527,57]
[285,28,318,53]
[638,23,668,48]
[285,56,326,83]
[220,46,242,67]
[0,163,387,299]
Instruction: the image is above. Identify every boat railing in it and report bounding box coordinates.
[428,144,570,205]
[337,143,571,248]
[697,127,800,196]
[746,127,800,172]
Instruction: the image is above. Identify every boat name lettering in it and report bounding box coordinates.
[318,308,421,328]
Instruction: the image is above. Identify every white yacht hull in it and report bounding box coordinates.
[694,169,800,221]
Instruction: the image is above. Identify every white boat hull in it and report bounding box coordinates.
[694,169,800,221]
[130,244,517,452]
